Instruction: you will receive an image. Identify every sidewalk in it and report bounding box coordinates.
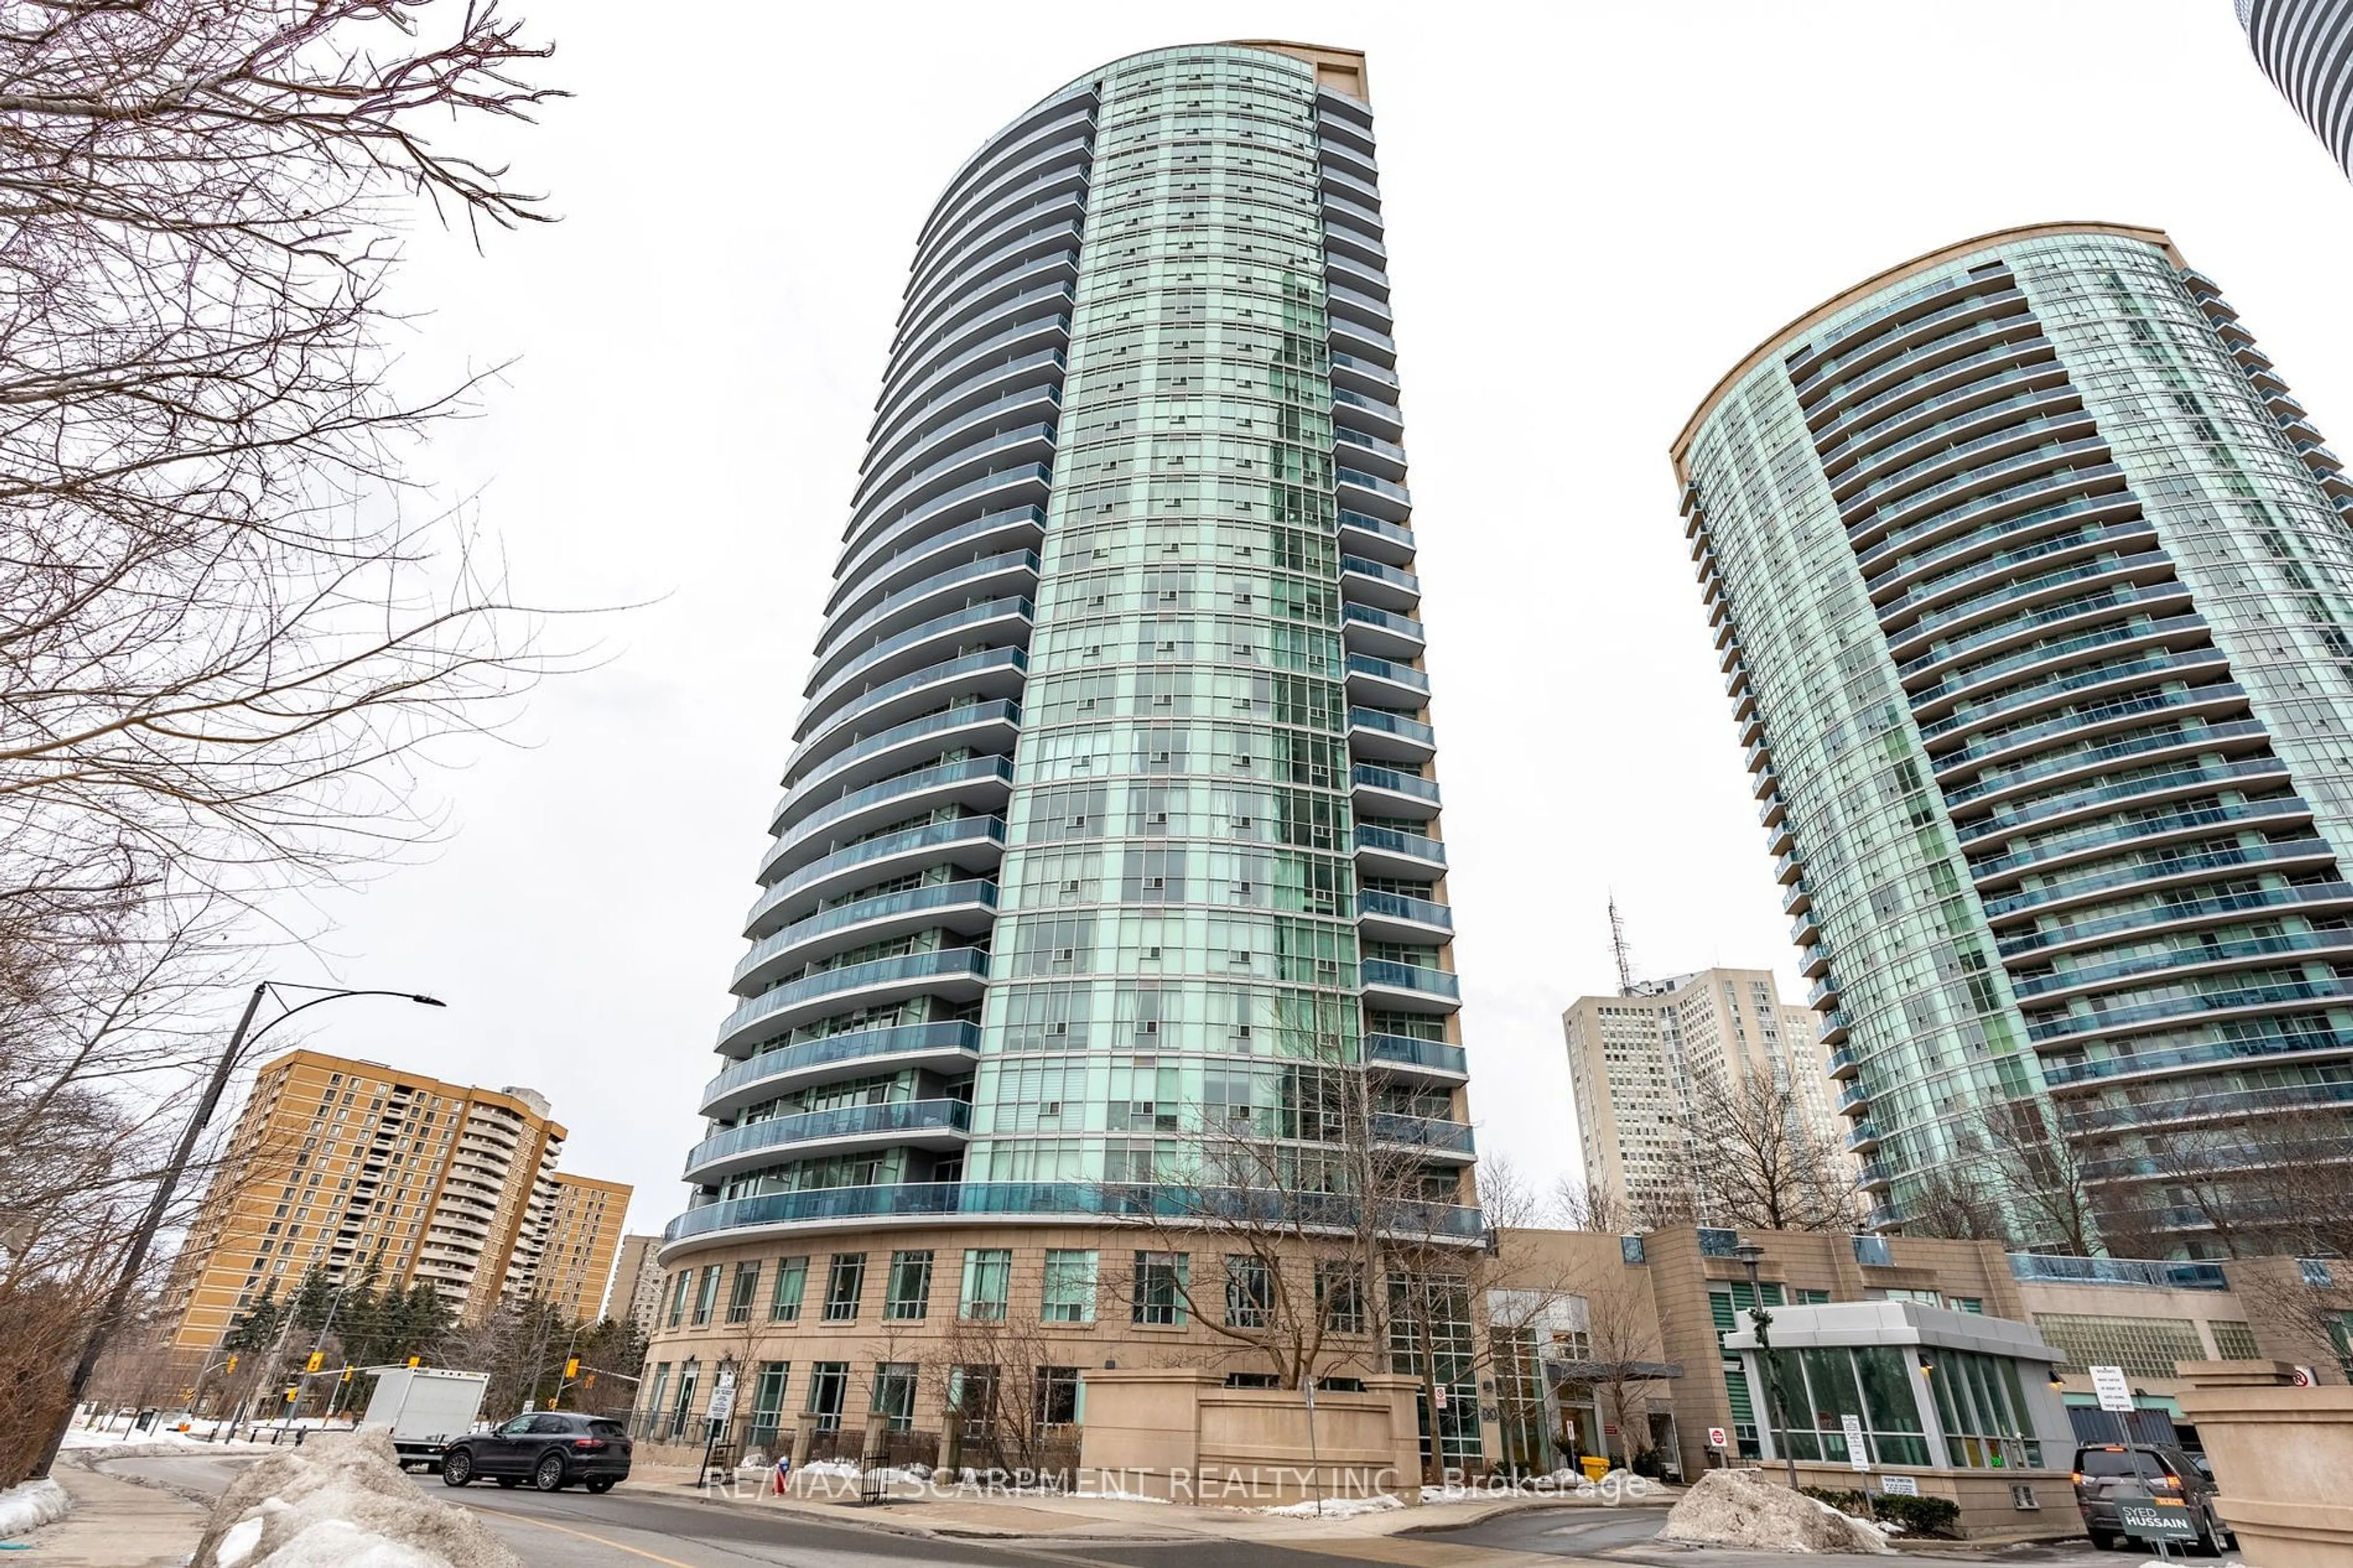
[23,1460,210,1568]
[631,1460,1672,1544]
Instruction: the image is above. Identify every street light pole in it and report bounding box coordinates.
[1734,1240,1800,1491]
[28,981,444,1479]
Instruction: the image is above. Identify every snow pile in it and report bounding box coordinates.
[1260,1492,1403,1518]
[0,1478,70,1540]
[1661,1469,1892,1555]
[189,1428,520,1568]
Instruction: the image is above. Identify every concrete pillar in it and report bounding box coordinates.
[939,1402,964,1475]
[1364,1374,1425,1506]
[862,1410,889,1463]
[789,1410,819,1469]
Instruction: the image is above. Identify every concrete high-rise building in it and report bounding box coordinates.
[2238,0,2353,181]
[529,1174,632,1324]
[648,40,1482,1459]
[1677,223,2353,1251]
[1563,968,1847,1225]
[170,1050,629,1353]
[605,1233,667,1334]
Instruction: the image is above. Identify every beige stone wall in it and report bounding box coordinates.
[2180,1361,2353,1568]
[1080,1368,1425,1505]
[1778,1460,2073,1540]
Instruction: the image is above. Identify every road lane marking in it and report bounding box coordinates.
[487,1509,704,1567]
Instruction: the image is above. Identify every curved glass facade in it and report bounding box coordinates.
[666,44,1472,1259]
[2241,0,2353,181]
[1679,224,2353,1251]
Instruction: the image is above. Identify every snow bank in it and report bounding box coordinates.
[0,1478,70,1540]
[189,1428,519,1568]
[1260,1492,1403,1518]
[1661,1469,1893,1555]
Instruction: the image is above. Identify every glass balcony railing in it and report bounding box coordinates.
[1798,286,2026,396]
[1982,835,2332,919]
[2027,977,2353,1043]
[1365,1032,1467,1075]
[686,1099,972,1173]
[1346,654,1430,694]
[835,502,1047,611]
[1814,336,2056,453]
[700,1021,982,1110]
[816,548,1039,664]
[717,947,990,1046]
[1966,793,2302,881]
[749,817,1006,929]
[1337,468,1411,506]
[1344,603,1425,641]
[843,445,1057,565]
[2006,1253,2229,1290]
[1895,547,2165,653]
[1858,440,2114,547]
[798,646,1027,751]
[1860,485,2140,585]
[1938,684,2247,778]
[1919,646,2224,744]
[1333,389,1404,426]
[1338,509,1414,547]
[1371,1113,1476,1155]
[1898,580,2181,682]
[1871,512,2146,612]
[1961,754,2284,845]
[782,699,1020,812]
[770,756,1014,863]
[1355,824,1447,865]
[1351,763,1441,805]
[663,1183,1489,1243]
[800,596,1033,725]
[1330,352,1399,388]
[1845,393,2082,521]
[1357,889,1454,930]
[2010,926,2353,1001]
[731,879,999,988]
[1838,1083,1871,1115]
[1832,376,2075,490]
[2000,879,2353,958]
[1911,612,2208,710]
[1360,959,1461,1000]
[1341,555,1419,592]
[2040,1027,2353,1088]
[1349,705,1434,746]
[1944,718,2265,808]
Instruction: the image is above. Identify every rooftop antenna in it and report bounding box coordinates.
[1609,895,1637,996]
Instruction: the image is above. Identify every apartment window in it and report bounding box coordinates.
[665,1271,691,1329]
[643,1362,670,1434]
[769,1256,808,1322]
[805,1361,848,1431]
[885,1250,933,1320]
[749,1362,789,1447]
[726,1261,762,1324]
[1224,1255,1272,1328]
[691,1265,721,1327]
[872,1361,919,1431]
[824,1254,866,1322]
[1036,1365,1082,1428]
[1041,1249,1096,1324]
[1133,1250,1187,1325]
[1317,1261,1365,1334]
[960,1248,1012,1320]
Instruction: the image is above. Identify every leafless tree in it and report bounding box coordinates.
[1547,1175,1631,1235]
[1967,1097,2102,1256]
[2118,1105,2353,1260]
[1684,1069,1865,1232]
[1902,1162,2010,1244]
[1562,1257,1670,1470]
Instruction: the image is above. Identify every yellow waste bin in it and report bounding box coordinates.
[1580,1456,1610,1483]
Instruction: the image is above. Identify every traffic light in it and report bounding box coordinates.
[563,1357,580,1379]
[305,1350,324,1373]
[224,1354,238,1375]
[339,1365,354,1384]
[545,1396,558,1409]
[406,1355,421,1369]
[283,1387,298,1404]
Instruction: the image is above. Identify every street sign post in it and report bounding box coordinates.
[1841,1414,1870,1471]
[2090,1365,2134,1414]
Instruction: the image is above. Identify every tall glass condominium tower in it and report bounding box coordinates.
[2239,0,2353,181]
[1676,224,2353,1252]
[645,42,1477,1440]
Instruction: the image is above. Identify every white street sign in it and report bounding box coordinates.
[2090,1364,2134,1414]
[1841,1413,1870,1471]
[1707,1426,1728,1449]
[1879,1474,1919,1497]
[706,1369,738,1423]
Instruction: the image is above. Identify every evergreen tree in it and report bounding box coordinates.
[289,1265,335,1331]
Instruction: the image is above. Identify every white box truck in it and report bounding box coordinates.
[358,1367,489,1471]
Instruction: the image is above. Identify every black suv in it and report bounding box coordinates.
[442,1412,632,1493]
[2072,1442,2232,1553]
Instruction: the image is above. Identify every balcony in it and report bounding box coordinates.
[1339,508,1415,566]
[792,645,1028,759]
[798,596,1033,730]
[701,1021,983,1118]
[1838,1081,1871,1116]
[731,877,999,994]
[1342,602,1426,659]
[1340,554,1420,611]
[1846,1121,1884,1154]
[746,815,1007,935]
[1820,1013,1851,1050]
[1365,1032,1468,1083]
[1344,654,1431,706]
[812,547,1039,671]
[1371,1113,1477,1162]
[1784,879,1814,917]
[1767,819,1795,858]
[1808,974,1842,1009]
[1347,704,1436,762]
[763,754,1014,874]
[1790,910,1819,947]
[1357,889,1455,941]
[1827,1043,1860,1079]
[1775,850,1805,886]
[1350,763,1441,820]
[1354,823,1447,876]
[830,496,1047,617]
[1360,959,1462,1013]
[1857,1161,1893,1192]
[1336,468,1412,523]
[713,946,990,1055]
[683,1099,972,1183]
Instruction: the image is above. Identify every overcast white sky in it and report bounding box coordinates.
[267,1,2353,1237]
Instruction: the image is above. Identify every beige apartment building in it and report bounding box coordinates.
[169,1050,629,1354]
[1563,967,1847,1225]
[529,1175,632,1323]
[605,1233,667,1334]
